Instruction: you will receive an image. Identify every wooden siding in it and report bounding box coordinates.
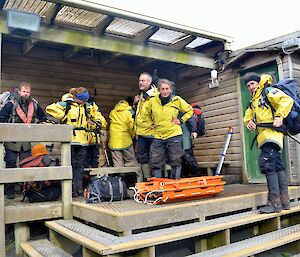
[286,54,300,184]
[1,43,139,117]
[177,70,242,176]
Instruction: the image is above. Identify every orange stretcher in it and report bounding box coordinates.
[131,176,225,205]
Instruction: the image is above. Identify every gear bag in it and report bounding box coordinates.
[85,175,129,203]
[19,155,61,203]
[260,79,300,135]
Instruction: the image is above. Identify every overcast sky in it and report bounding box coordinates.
[96,0,300,50]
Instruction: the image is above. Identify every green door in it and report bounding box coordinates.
[240,62,279,183]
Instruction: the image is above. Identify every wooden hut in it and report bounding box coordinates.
[0,1,238,178]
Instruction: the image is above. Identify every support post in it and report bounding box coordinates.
[0,141,5,257]
[206,229,230,249]
[61,142,72,219]
[15,223,30,256]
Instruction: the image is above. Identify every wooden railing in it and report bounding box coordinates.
[0,123,73,257]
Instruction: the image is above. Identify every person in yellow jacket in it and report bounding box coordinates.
[84,97,107,168]
[46,87,105,197]
[134,72,158,180]
[147,78,193,179]
[243,73,293,213]
[108,97,137,167]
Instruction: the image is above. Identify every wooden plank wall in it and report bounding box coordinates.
[285,54,300,184]
[1,43,139,165]
[177,69,242,176]
[1,43,139,118]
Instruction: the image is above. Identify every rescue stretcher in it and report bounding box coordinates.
[131,127,233,205]
[131,176,225,205]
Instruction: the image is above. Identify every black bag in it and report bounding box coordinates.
[19,155,61,203]
[23,181,61,203]
[261,79,300,135]
[85,176,130,203]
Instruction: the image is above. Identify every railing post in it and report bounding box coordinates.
[0,142,5,257]
[61,142,72,219]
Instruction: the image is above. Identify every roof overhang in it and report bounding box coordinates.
[0,0,233,69]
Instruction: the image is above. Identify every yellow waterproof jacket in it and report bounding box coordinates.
[135,85,158,137]
[148,95,193,140]
[243,74,294,148]
[108,100,135,150]
[86,102,107,145]
[46,95,107,146]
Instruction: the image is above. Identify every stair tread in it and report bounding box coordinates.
[189,224,300,257]
[24,239,72,257]
[51,202,300,246]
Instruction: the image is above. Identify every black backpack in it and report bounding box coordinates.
[260,79,300,135]
[85,176,130,203]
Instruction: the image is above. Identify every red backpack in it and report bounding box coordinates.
[19,155,60,202]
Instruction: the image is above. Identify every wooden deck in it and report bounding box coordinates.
[71,184,300,235]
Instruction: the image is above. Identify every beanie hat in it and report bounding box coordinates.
[32,144,48,157]
[191,103,202,115]
[75,90,89,101]
[244,75,260,85]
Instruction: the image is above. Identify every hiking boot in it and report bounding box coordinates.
[258,204,282,214]
[171,166,181,180]
[141,163,151,179]
[5,184,15,199]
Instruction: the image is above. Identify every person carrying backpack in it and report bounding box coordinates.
[181,115,201,177]
[0,82,47,199]
[84,97,107,168]
[46,87,106,197]
[243,73,293,214]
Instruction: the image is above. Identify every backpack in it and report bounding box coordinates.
[191,104,206,136]
[261,79,300,135]
[19,155,61,203]
[85,175,130,203]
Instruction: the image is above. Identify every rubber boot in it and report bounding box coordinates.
[76,181,83,196]
[72,182,79,197]
[141,163,151,180]
[170,166,181,180]
[5,183,15,199]
[278,170,290,210]
[258,173,282,214]
[152,168,162,178]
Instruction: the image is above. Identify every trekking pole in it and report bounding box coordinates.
[214,127,233,176]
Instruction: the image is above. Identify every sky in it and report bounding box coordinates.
[95,0,300,50]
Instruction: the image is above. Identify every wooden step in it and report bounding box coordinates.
[21,239,72,257]
[46,202,300,256]
[188,223,300,257]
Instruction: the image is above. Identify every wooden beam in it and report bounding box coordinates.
[92,15,114,35]
[134,26,159,44]
[22,39,38,55]
[0,166,72,183]
[0,16,215,68]
[0,124,73,142]
[43,3,62,25]
[132,58,157,71]
[172,35,197,50]
[63,45,83,60]
[99,52,123,65]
